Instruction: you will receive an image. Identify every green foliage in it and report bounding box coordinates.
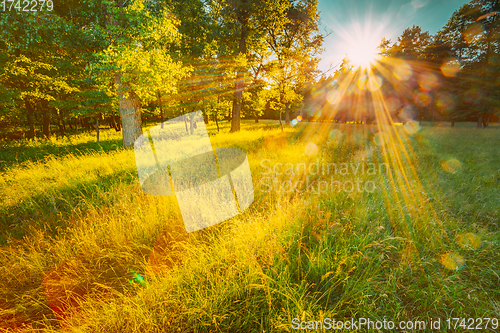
[2,55,76,102]
[97,44,190,103]
[260,0,323,122]
[242,89,265,119]
[392,25,432,60]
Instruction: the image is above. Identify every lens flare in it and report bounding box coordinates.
[418,72,439,91]
[464,23,486,45]
[457,233,481,250]
[436,92,456,113]
[328,129,343,143]
[440,58,461,77]
[464,88,484,104]
[414,91,431,107]
[399,105,416,122]
[357,75,368,90]
[403,120,420,135]
[326,90,341,104]
[304,142,319,156]
[440,252,465,270]
[441,158,462,174]
[367,75,382,91]
[393,60,412,81]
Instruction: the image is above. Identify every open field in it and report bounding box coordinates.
[0,121,499,332]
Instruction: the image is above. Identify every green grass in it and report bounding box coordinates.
[0,121,499,332]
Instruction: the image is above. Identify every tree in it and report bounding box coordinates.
[432,0,500,127]
[0,10,83,139]
[206,0,263,132]
[95,0,190,147]
[242,38,270,123]
[228,0,252,132]
[385,25,431,60]
[260,0,323,125]
[0,54,76,139]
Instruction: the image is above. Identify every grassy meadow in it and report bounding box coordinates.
[0,120,499,332]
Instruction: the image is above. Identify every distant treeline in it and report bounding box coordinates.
[301,0,500,128]
[0,0,324,143]
[0,0,497,144]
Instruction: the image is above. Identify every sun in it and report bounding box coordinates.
[345,39,380,69]
[335,21,385,70]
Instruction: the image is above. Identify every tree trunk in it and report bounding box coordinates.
[83,117,90,131]
[96,114,100,143]
[230,23,248,133]
[116,116,121,131]
[189,114,196,134]
[215,113,219,132]
[477,114,484,128]
[451,121,455,127]
[255,116,259,123]
[25,100,36,140]
[231,80,243,132]
[285,103,291,124]
[279,89,286,129]
[42,113,51,139]
[115,73,142,147]
[483,114,492,128]
[157,91,164,129]
[57,110,66,136]
[36,113,43,133]
[110,115,121,131]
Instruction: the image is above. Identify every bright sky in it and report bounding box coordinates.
[318,0,471,74]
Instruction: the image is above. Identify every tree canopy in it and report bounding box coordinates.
[0,0,498,144]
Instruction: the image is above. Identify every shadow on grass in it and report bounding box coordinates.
[0,137,126,172]
[0,122,283,172]
[0,167,137,244]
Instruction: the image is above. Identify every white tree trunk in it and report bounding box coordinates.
[115,73,142,147]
